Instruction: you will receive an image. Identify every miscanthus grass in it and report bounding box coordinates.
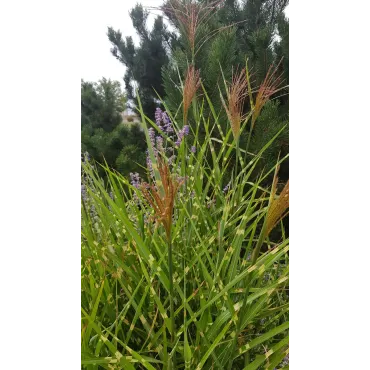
[81,63,289,370]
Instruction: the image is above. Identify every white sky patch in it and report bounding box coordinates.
[81,0,164,83]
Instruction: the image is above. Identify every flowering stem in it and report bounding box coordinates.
[168,237,177,369]
[244,125,253,164]
[234,137,241,201]
[235,139,240,175]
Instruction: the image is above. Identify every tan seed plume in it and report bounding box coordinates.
[266,180,289,236]
[223,68,248,140]
[161,0,224,54]
[252,60,285,129]
[183,64,200,122]
[140,158,184,240]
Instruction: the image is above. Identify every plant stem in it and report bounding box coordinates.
[168,237,177,369]
[233,137,241,206]
[235,138,240,177]
[244,124,253,166]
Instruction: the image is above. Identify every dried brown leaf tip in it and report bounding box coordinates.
[223,68,248,140]
[266,180,289,236]
[140,158,184,240]
[183,64,200,122]
[252,61,285,129]
[161,0,224,54]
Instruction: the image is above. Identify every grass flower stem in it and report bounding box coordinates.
[168,237,177,369]
[244,123,253,163]
[235,138,240,178]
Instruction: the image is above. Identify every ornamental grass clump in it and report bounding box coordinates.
[81,60,289,369]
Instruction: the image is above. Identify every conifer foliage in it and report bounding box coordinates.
[107,4,172,119]
[81,78,147,177]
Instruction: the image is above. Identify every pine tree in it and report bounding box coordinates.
[81,79,147,177]
[107,4,173,119]
[81,78,125,132]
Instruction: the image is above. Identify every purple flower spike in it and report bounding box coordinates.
[175,126,188,147]
[148,127,156,147]
[129,172,141,188]
[162,111,170,124]
[165,123,174,133]
[155,107,163,126]
[190,145,196,153]
[81,184,87,202]
[146,152,154,178]
[156,136,164,151]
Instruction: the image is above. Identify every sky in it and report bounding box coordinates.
[81,0,289,84]
[81,0,164,84]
